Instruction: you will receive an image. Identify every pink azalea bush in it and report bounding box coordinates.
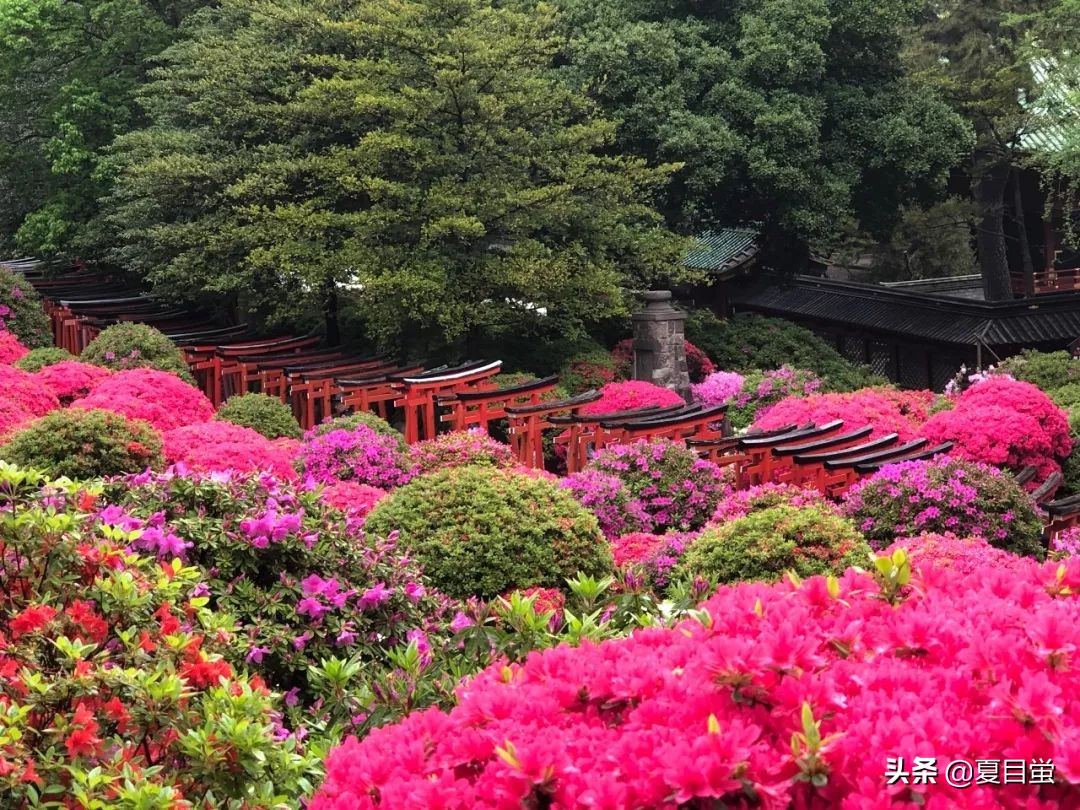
[0,365,59,437]
[842,457,1045,558]
[690,371,745,409]
[298,424,412,489]
[0,330,29,364]
[886,533,1029,576]
[32,360,112,404]
[710,482,832,525]
[920,378,1072,484]
[580,381,685,416]
[409,429,516,475]
[312,556,1080,809]
[162,421,299,481]
[319,480,388,521]
[587,440,727,532]
[1051,526,1080,558]
[753,387,931,440]
[559,469,653,539]
[73,368,215,432]
[610,532,666,568]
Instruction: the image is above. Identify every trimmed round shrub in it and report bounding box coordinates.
[560,469,653,539]
[996,349,1080,391]
[755,386,932,440]
[0,266,51,347]
[163,421,298,481]
[409,429,515,475]
[310,411,405,448]
[1049,383,1080,410]
[365,466,613,599]
[676,505,870,585]
[298,424,412,488]
[690,370,745,409]
[320,480,388,521]
[0,408,163,478]
[0,331,29,364]
[81,322,195,382]
[215,392,302,440]
[581,381,685,415]
[31,360,112,404]
[586,439,727,532]
[711,482,832,525]
[843,457,1044,558]
[15,345,75,371]
[0,365,59,437]
[886,533,1028,576]
[73,368,215,432]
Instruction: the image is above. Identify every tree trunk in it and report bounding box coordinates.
[973,147,1013,301]
[1011,168,1036,297]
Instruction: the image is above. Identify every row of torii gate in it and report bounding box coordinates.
[10,259,1080,543]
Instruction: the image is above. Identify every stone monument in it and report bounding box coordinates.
[631,290,690,401]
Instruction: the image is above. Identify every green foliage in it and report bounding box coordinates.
[216,393,302,440]
[685,310,884,391]
[871,197,979,280]
[558,342,621,395]
[0,408,164,479]
[81,322,194,382]
[1049,383,1080,410]
[14,345,75,371]
[311,411,404,448]
[997,350,1080,391]
[0,267,51,347]
[365,465,613,598]
[675,505,870,586]
[102,0,685,352]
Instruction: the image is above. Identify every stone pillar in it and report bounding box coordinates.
[632,290,690,401]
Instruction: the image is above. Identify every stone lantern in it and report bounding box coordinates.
[631,290,690,402]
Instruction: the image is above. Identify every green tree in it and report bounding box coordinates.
[553,0,971,270]
[103,0,685,351]
[0,0,206,256]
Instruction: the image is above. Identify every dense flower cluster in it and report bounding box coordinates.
[0,364,59,436]
[610,531,666,568]
[319,480,388,520]
[1051,526,1080,558]
[753,387,932,440]
[843,457,1045,558]
[710,482,832,525]
[0,330,28,364]
[31,359,112,403]
[612,338,716,383]
[409,429,516,474]
[313,555,1080,809]
[921,378,1072,484]
[163,421,299,480]
[299,424,412,489]
[580,380,685,415]
[73,368,215,432]
[886,533,1030,576]
[559,469,652,539]
[690,370,745,409]
[587,439,727,531]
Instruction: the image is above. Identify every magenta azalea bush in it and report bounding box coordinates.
[0,330,29,364]
[886,533,1029,576]
[73,368,215,432]
[312,555,1080,808]
[299,424,413,489]
[31,359,112,404]
[409,429,516,475]
[163,421,299,481]
[581,381,685,415]
[690,370,745,408]
[320,480,388,521]
[843,457,1044,558]
[559,469,653,539]
[586,439,727,532]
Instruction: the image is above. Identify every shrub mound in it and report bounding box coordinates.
[580,380,685,415]
[586,439,726,532]
[753,387,931,440]
[0,408,164,478]
[0,467,314,807]
[409,429,516,475]
[886,533,1028,576]
[558,345,619,395]
[31,360,112,404]
[0,266,51,346]
[313,554,1080,808]
[690,370,745,409]
[920,378,1072,483]
[843,457,1045,558]
[711,482,832,525]
[81,322,195,381]
[365,466,612,599]
[727,366,822,429]
[676,504,869,585]
[163,421,298,480]
[560,469,653,539]
[14,345,74,371]
[0,330,29,364]
[320,480,388,521]
[215,392,302,440]
[996,349,1080,391]
[310,411,405,448]
[73,368,215,432]
[0,365,59,437]
[298,423,412,489]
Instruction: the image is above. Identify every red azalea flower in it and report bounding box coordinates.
[64,702,102,759]
[10,605,57,639]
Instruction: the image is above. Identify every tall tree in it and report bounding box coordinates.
[553,0,971,271]
[103,0,685,351]
[0,0,207,256]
